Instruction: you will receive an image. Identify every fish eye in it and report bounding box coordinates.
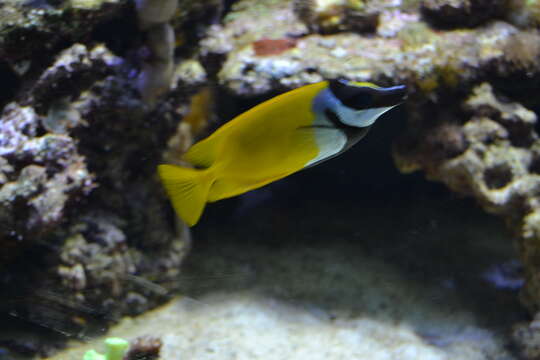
[335,87,375,110]
[328,79,375,110]
[350,91,374,109]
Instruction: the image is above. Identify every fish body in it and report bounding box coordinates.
[159,79,406,226]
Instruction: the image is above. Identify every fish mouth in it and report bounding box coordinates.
[374,84,407,107]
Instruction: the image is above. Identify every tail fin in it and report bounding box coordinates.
[157,164,213,226]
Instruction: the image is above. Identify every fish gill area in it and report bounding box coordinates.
[2,0,540,359]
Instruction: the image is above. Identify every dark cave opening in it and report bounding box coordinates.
[90,5,140,58]
[0,61,20,109]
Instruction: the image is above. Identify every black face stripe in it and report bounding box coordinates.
[328,79,407,110]
[328,80,373,109]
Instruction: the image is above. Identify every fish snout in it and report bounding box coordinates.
[381,84,407,106]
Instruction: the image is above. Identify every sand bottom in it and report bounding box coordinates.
[53,189,525,360]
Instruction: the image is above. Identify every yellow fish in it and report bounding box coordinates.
[159,79,406,226]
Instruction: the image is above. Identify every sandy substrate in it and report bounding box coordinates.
[51,208,519,360]
[49,152,527,360]
[50,292,504,360]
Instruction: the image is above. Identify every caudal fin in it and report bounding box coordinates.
[157,164,213,226]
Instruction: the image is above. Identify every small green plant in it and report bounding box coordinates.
[83,338,129,360]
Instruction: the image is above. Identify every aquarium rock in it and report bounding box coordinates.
[394,83,540,313]
[1,40,195,352]
[0,100,94,257]
[420,0,507,28]
[204,0,540,97]
[0,0,128,63]
[124,336,162,360]
[292,0,382,34]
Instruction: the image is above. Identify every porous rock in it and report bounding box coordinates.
[420,0,508,28]
[0,0,128,63]
[292,0,382,34]
[394,83,540,315]
[0,102,93,256]
[1,42,193,348]
[203,0,540,97]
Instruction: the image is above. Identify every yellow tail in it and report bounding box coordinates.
[157,164,213,226]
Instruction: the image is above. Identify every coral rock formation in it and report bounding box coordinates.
[420,0,507,28]
[394,84,540,320]
[1,42,194,350]
[195,1,540,356]
[0,0,224,349]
